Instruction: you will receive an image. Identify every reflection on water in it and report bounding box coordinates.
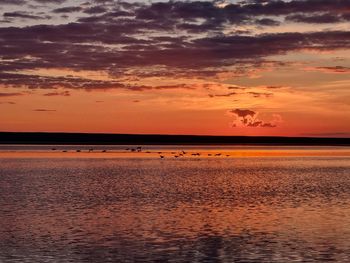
[1,152,350,262]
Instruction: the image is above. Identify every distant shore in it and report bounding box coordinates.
[0,132,349,146]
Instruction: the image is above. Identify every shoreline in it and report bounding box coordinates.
[1,132,350,146]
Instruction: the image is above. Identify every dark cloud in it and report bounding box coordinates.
[33,108,56,112]
[0,72,129,90]
[83,6,108,14]
[0,72,194,91]
[228,86,246,90]
[53,6,82,13]
[239,0,350,16]
[1,26,348,80]
[0,0,25,4]
[247,92,273,98]
[133,0,350,26]
[0,92,23,97]
[34,0,66,3]
[208,92,237,98]
[3,11,49,20]
[43,91,70,96]
[286,13,343,24]
[0,101,16,104]
[231,109,256,118]
[255,18,280,26]
[314,66,350,73]
[129,83,195,91]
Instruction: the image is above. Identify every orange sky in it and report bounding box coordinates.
[1,0,350,137]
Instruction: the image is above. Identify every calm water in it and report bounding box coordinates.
[1,146,350,262]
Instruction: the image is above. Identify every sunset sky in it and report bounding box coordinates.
[0,0,349,136]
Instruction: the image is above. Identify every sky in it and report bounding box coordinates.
[0,0,349,137]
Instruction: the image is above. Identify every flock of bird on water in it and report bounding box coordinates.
[51,146,231,158]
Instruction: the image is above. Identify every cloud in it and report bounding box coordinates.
[33,108,56,112]
[286,13,344,24]
[0,101,16,104]
[0,72,129,90]
[255,18,280,26]
[0,92,23,97]
[305,66,350,74]
[0,0,350,92]
[0,0,25,4]
[247,92,273,98]
[208,92,237,98]
[3,11,49,20]
[53,6,82,13]
[231,109,256,118]
[230,109,281,128]
[239,0,350,16]
[34,0,66,3]
[43,91,70,96]
[265,86,284,89]
[83,6,108,14]
[1,26,349,90]
[0,72,197,91]
[227,86,246,90]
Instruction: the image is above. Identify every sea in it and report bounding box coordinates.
[0,145,350,262]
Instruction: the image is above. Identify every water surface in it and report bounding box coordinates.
[0,146,350,262]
